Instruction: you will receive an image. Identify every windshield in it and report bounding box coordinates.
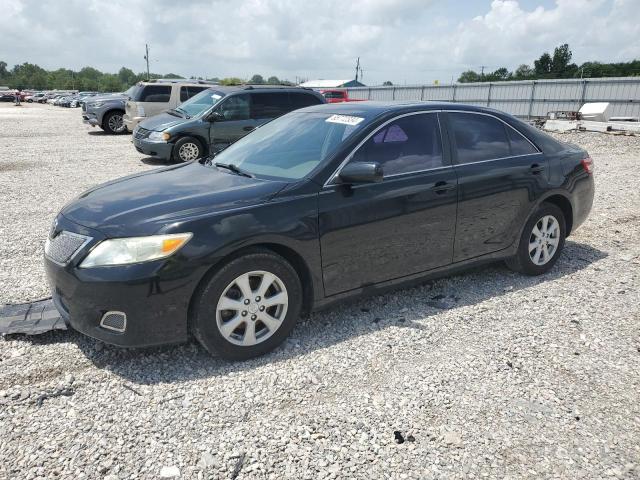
[211,112,365,180]
[177,89,225,116]
[123,86,135,97]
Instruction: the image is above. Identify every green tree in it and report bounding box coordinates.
[250,74,265,84]
[118,67,136,86]
[457,70,481,83]
[220,77,244,85]
[514,64,534,80]
[382,80,393,86]
[267,76,280,84]
[551,43,572,76]
[534,52,553,76]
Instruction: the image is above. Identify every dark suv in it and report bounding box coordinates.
[132,86,326,162]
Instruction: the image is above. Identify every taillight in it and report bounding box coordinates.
[581,156,594,174]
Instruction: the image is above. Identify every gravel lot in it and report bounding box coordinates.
[1,103,639,480]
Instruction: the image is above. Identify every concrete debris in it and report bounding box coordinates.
[544,119,640,135]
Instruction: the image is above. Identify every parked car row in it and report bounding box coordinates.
[129,81,326,161]
[79,78,327,161]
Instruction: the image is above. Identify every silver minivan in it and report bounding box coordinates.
[123,79,216,132]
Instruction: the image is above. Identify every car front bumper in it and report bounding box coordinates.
[44,215,197,348]
[132,136,173,160]
[82,112,100,127]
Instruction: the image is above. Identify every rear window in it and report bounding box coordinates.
[290,92,323,110]
[180,86,209,102]
[130,85,171,103]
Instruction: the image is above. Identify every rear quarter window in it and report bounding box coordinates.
[132,85,171,102]
[289,92,323,110]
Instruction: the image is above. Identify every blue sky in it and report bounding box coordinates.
[1,0,638,85]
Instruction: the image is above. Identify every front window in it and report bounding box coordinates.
[350,113,443,176]
[176,89,225,117]
[211,112,364,180]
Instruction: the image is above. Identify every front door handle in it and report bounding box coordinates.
[243,126,255,132]
[431,181,456,194]
[530,163,545,174]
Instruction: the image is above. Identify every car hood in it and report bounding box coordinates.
[61,162,288,237]
[138,112,189,131]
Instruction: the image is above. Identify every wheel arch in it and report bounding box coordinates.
[540,192,574,236]
[100,108,125,128]
[187,242,315,333]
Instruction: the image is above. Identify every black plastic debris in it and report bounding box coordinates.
[394,431,405,444]
[35,386,75,407]
[0,298,66,336]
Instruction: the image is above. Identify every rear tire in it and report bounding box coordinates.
[191,250,303,360]
[506,203,566,275]
[173,137,204,162]
[102,110,126,134]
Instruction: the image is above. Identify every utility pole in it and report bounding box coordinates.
[355,57,360,82]
[144,44,150,80]
[480,65,486,80]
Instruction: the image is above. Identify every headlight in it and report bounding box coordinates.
[90,101,105,108]
[79,233,192,268]
[148,131,171,142]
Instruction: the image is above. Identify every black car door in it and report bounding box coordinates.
[318,112,458,296]
[209,94,255,152]
[444,111,547,262]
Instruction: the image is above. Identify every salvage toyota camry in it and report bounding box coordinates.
[44,102,594,360]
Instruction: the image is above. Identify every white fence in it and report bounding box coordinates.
[344,77,640,118]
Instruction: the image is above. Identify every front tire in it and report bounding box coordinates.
[191,250,303,360]
[102,110,126,134]
[506,203,566,275]
[173,137,204,162]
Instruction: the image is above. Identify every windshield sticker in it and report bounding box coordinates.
[211,94,222,100]
[326,114,364,126]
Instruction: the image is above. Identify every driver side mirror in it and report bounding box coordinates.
[208,111,225,122]
[338,162,383,184]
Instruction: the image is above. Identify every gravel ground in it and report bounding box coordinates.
[1,103,639,480]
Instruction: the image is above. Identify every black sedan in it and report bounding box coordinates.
[44,102,594,360]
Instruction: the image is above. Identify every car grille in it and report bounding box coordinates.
[45,231,91,265]
[134,127,151,139]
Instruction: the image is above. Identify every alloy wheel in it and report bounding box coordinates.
[529,215,560,266]
[108,114,125,133]
[216,270,289,346]
[178,142,200,161]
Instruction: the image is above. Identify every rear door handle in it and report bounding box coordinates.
[243,126,255,132]
[530,163,545,174]
[431,181,456,194]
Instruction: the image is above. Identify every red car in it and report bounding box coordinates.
[320,89,365,103]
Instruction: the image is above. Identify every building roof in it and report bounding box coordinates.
[299,79,361,88]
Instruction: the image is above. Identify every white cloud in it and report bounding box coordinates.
[0,0,638,85]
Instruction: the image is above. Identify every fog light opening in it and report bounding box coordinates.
[100,311,127,333]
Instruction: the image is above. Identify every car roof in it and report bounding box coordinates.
[298,101,508,118]
[208,85,322,94]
